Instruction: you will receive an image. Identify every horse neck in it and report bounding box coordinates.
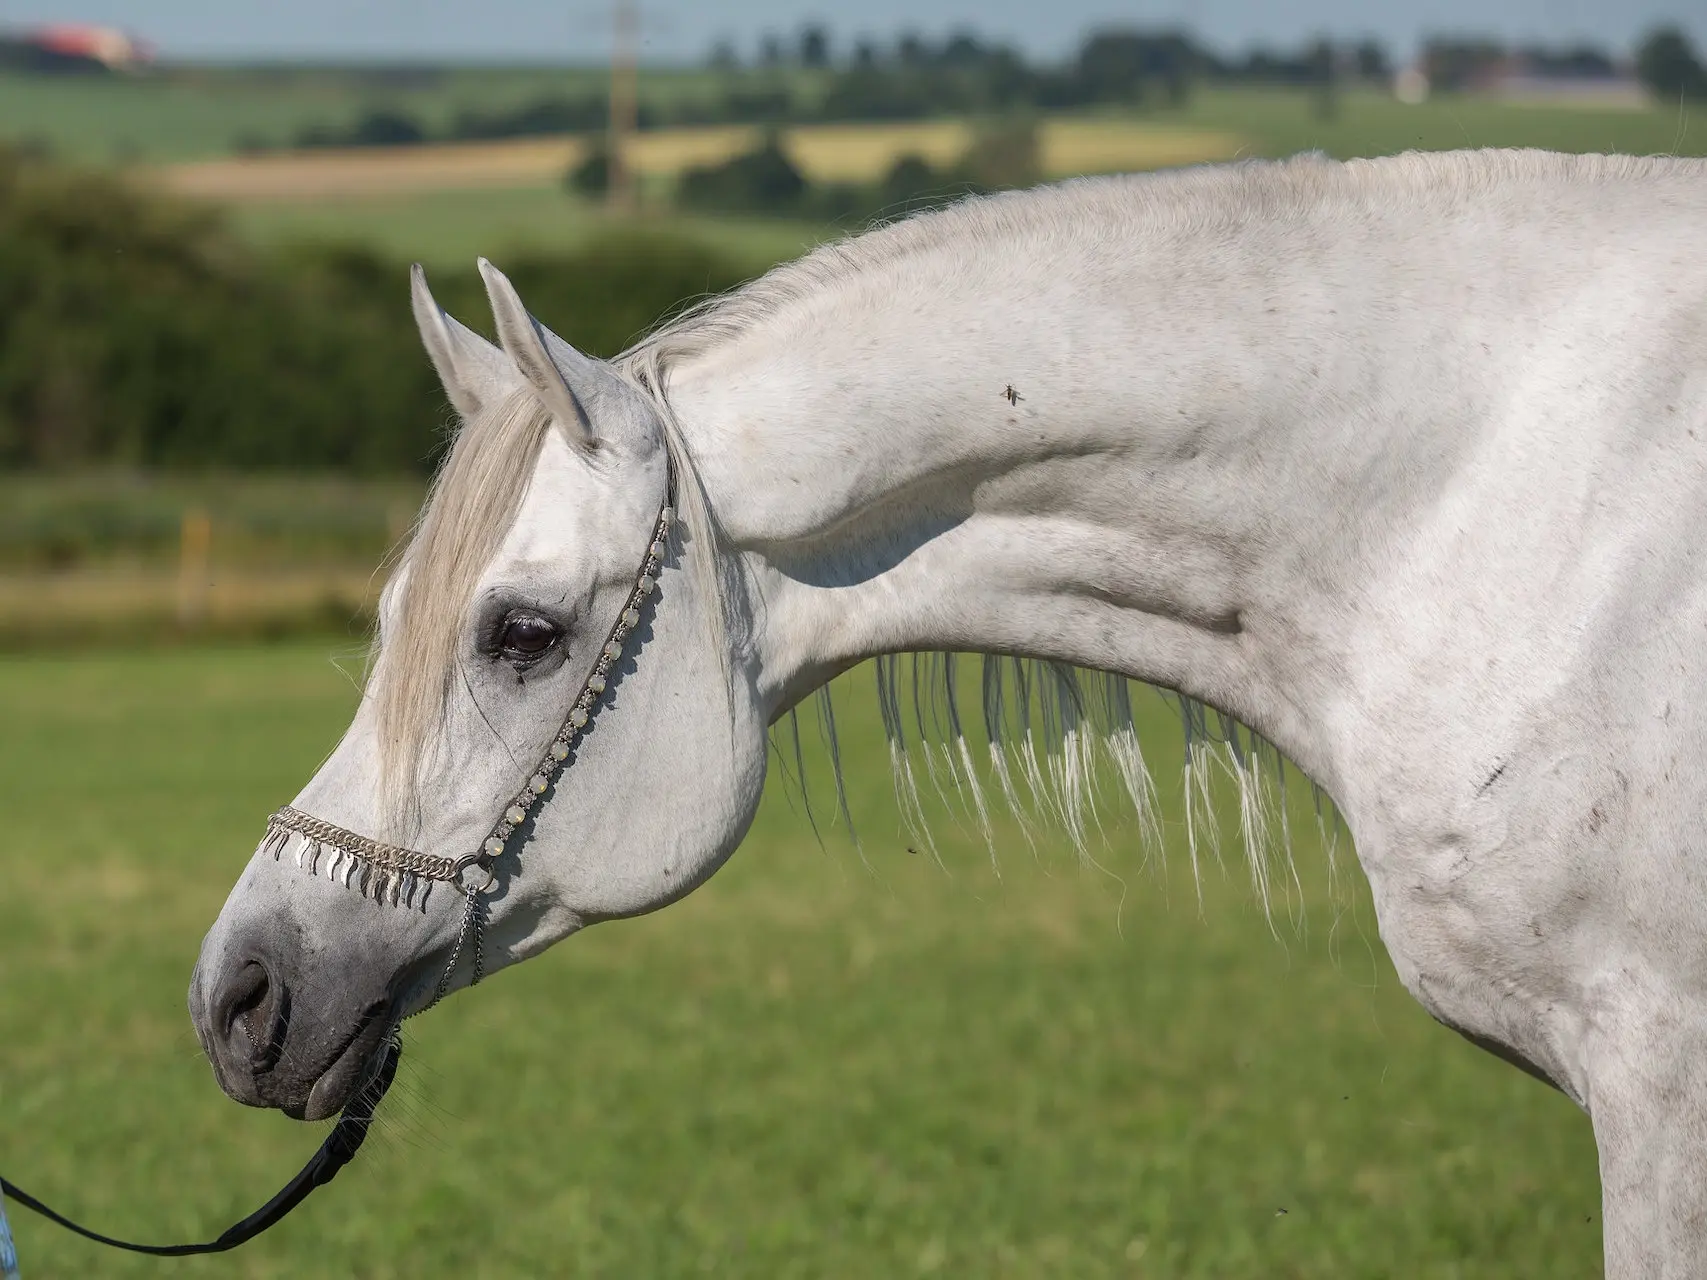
[661,176,1485,796]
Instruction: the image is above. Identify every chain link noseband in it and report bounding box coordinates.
[260,463,676,1013]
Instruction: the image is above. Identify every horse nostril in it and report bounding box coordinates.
[219,959,286,1073]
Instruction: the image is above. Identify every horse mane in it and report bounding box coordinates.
[625,148,1702,377]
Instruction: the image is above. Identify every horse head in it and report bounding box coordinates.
[189,263,767,1119]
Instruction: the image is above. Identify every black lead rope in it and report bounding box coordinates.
[0,1036,399,1259]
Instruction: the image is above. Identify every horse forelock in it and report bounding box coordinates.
[373,389,554,831]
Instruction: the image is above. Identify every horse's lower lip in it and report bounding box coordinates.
[297,1015,390,1122]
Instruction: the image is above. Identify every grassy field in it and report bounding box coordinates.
[0,644,1603,1277]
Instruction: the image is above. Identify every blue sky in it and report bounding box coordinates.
[1,1,1702,64]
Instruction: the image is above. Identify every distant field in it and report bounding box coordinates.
[226,186,824,270]
[155,118,1247,201]
[6,64,1697,268]
[0,644,1602,1277]
[165,86,1693,209]
[161,135,584,200]
[153,117,1243,266]
[3,67,1697,169]
[0,63,770,162]
[124,82,1703,266]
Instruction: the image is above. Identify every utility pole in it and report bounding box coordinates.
[606,0,638,214]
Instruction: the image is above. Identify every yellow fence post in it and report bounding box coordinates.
[177,507,212,629]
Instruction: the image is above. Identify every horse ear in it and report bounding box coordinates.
[477,257,598,450]
[409,264,510,420]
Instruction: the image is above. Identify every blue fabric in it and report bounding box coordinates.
[0,1182,18,1278]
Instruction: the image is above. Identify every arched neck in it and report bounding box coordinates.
[653,176,1488,798]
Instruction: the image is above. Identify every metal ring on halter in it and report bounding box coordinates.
[452,853,497,896]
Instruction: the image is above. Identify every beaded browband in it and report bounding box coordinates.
[260,468,677,925]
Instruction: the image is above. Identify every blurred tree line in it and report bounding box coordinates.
[263,24,1706,158]
[1422,27,1705,96]
[1636,27,1707,101]
[0,148,752,471]
[267,26,1382,152]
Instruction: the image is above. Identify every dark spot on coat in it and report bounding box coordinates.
[1475,761,1508,796]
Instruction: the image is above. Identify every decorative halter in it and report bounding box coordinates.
[259,465,677,1007]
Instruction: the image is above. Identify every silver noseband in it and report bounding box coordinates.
[259,465,677,1009]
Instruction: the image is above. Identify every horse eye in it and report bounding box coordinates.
[500,615,558,659]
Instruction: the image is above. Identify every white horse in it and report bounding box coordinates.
[192,150,1707,1277]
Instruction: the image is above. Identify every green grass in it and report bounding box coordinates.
[230,184,828,270]
[0,645,1602,1276]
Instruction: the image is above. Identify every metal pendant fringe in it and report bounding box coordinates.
[261,818,438,911]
